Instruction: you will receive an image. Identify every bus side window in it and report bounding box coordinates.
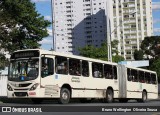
[145,72,151,84]
[92,62,103,78]
[151,73,157,84]
[131,69,138,82]
[113,66,117,79]
[55,56,68,75]
[41,57,54,78]
[139,71,145,83]
[69,58,81,76]
[127,69,131,81]
[104,64,112,79]
[82,60,89,77]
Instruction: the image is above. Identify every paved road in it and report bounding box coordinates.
[0,99,160,115]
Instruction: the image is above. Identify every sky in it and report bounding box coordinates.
[31,0,160,50]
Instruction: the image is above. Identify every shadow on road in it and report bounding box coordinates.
[0,97,143,105]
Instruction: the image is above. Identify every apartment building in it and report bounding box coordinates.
[53,0,108,55]
[52,0,153,60]
[110,0,153,60]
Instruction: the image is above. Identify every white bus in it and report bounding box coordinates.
[7,49,158,104]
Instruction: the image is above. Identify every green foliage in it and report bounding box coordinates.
[141,36,160,59]
[139,36,160,82]
[134,49,144,60]
[112,55,124,63]
[0,54,9,70]
[0,0,51,53]
[149,58,160,82]
[79,40,124,62]
[111,39,119,55]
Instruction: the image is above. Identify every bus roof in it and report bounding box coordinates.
[13,49,118,65]
[124,65,156,74]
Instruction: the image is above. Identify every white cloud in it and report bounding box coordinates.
[47,28,53,36]
[154,28,160,33]
[44,15,52,21]
[152,2,160,10]
[39,37,53,45]
[31,0,50,3]
[39,28,53,45]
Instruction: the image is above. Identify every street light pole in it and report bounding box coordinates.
[51,0,55,51]
[107,19,112,62]
[106,1,112,62]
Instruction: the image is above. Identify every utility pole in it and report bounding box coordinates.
[106,1,112,62]
[51,0,55,51]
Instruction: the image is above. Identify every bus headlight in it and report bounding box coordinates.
[7,84,13,91]
[29,83,39,91]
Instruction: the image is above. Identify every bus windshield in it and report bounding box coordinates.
[8,59,39,81]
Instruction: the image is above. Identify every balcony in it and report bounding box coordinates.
[123,0,135,3]
[124,26,130,30]
[128,4,135,8]
[124,30,137,35]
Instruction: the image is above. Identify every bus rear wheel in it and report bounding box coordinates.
[142,91,147,102]
[137,91,147,103]
[106,89,113,103]
[59,88,71,104]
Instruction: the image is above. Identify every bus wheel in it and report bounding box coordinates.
[106,89,113,103]
[31,98,43,104]
[59,88,71,104]
[142,91,147,102]
[137,91,147,103]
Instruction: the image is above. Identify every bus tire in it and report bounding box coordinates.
[142,91,147,102]
[137,91,147,103]
[31,98,43,104]
[106,89,113,103]
[59,88,71,104]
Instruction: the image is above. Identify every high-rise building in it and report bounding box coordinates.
[52,0,153,60]
[110,0,153,60]
[53,0,108,55]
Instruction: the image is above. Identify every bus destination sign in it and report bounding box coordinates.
[11,50,39,59]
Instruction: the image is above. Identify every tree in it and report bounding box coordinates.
[134,49,144,60]
[111,39,119,55]
[149,58,160,82]
[112,55,124,63]
[79,40,124,62]
[0,53,9,70]
[79,45,97,59]
[139,36,160,82]
[0,0,50,53]
[141,36,160,59]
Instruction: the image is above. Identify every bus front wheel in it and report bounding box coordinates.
[59,88,71,104]
[106,89,113,103]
